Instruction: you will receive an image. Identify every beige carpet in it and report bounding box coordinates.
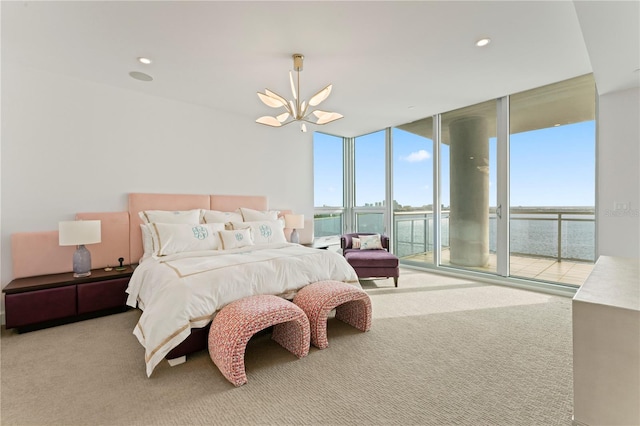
[1,268,574,425]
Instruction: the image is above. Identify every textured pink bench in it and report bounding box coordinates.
[208,294,310,386]
[293,280,372,349]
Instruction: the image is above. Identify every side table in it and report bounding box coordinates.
[3,266,135,332]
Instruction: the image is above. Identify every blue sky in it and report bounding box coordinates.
[314,120,595,208]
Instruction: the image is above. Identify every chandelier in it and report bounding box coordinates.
[256,54,343,132]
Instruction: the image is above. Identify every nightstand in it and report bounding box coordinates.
[3,266,135,332]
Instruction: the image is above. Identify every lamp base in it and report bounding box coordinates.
[73,245,92,278]
[290,229,300,244]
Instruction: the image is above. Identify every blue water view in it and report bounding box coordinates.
[314,210,595,262]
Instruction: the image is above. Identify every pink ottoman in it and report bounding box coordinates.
[293,280,372,349]
[208,294,310,386]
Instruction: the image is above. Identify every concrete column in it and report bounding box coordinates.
[448,115,489,267]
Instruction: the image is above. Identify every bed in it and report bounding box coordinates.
[125,193,360,377]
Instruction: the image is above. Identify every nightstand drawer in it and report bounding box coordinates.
[77,278,129,314]
[5,286,77,329]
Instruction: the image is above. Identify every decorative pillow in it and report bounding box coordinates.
[202,210,243,224]
[218,228,254,250]
[150,222,225,256]
[139,209,202,224]
[359,234,383,250]
[239,207,279,222]
[230,221,287,245]
[351,237,361,249]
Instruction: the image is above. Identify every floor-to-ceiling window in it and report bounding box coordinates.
[313,74,596,289]
[392,119,434,260]
[508,74,596,285]
[354,130,386,234]
[313,132,344,239]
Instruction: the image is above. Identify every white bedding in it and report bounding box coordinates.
[126,242,360,376]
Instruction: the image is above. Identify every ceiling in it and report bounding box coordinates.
[2,1,638,138]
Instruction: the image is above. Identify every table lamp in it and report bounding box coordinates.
[59,220,101,277]
[284,214,304,244]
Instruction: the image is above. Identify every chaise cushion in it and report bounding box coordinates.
[344,249,399,268]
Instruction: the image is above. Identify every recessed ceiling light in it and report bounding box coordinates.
[137,57,152,65]
[475,38,491,47]
[129,71,153,82]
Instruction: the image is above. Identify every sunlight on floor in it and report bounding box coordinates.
[403,249,594,286]
[360,269,558,320]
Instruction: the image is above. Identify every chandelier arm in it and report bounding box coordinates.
[264,89,295,116]
[300,100,309,119]
[279,119,297,127]
[263,90,285,105]
[257,53,341,130]
[301,111,317,122]
[308,84,333,107]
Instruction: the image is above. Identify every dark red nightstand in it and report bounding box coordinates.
[3,266,135,332]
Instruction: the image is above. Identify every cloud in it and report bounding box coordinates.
[401,149,431,162]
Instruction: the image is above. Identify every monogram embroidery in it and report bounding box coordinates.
[192,226,209,240]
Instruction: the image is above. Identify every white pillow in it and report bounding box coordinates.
[140,224,156,257]
[150,222,225,256]
[218,228,254,250]
[230,221,287,245]
[239,207,279,222]
[360,234,383,250]
[202,210,243,224]
[139,209,202,224]
[351,237,361,249]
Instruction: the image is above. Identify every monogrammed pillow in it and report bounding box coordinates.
[149,222,224,256]
[229,221,287,245]
[218,228,254,250]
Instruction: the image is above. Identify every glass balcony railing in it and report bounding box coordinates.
[314,207,596,263]
[394,207,596,263]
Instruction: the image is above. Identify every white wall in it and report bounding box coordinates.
[596,87,640,258]
[1,63,315,286]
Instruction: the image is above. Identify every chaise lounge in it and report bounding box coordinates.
[341,233,399,287]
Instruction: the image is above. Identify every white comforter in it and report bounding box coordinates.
[126,243,360,377]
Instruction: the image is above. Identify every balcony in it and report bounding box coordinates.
[396,207,595,286]
[314,207,595,286]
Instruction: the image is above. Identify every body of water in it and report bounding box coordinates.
[315,211,595,262]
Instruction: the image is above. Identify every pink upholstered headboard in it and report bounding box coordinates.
[76,212,131,268]
[11,211,130,279]
[11,232,76,279]
[10,193,283,280]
